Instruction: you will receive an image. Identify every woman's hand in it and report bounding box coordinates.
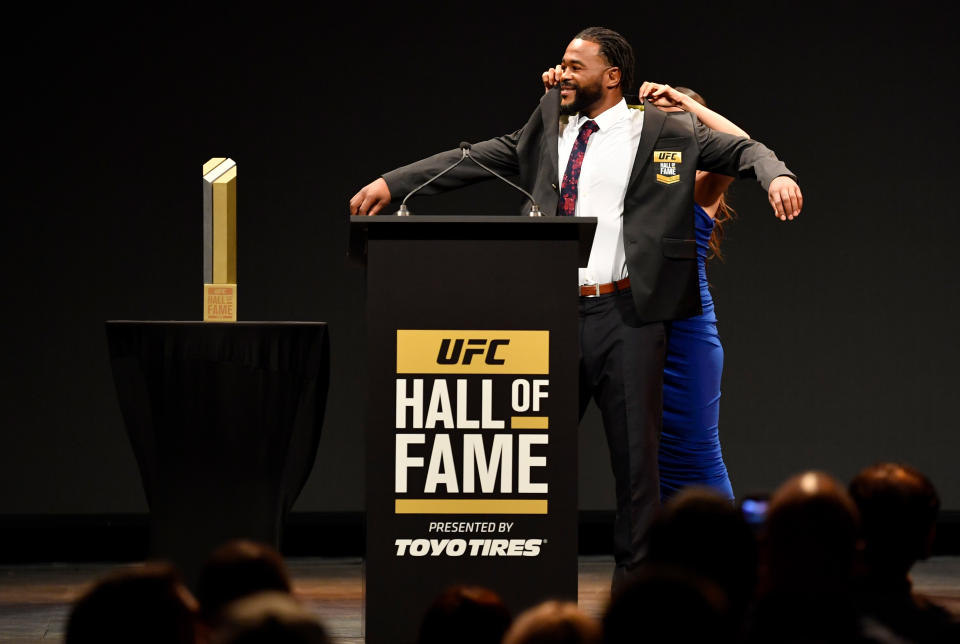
[638,81,688,109]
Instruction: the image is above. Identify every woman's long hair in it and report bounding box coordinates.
[676,87,736,262]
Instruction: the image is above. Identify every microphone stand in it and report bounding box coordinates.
[462,146,543,217]
[396,142,544,217]
[395,144,470,216]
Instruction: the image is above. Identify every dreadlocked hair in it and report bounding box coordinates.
[575,27,635,95]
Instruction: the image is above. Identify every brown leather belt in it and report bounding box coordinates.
[579,277,630,297]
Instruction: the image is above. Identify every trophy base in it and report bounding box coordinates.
[203,284,237,322]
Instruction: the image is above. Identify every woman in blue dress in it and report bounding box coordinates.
[640,83,748,502]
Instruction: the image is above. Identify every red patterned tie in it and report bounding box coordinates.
[559,119,599,216]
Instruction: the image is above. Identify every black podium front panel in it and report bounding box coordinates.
[364,226,583,644]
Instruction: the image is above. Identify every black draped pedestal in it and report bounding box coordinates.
[105,321,330,588]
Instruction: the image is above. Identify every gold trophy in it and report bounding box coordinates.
[202,158,237,321]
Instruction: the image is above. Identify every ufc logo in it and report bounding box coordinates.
[436,339,509,365]
[654,151,681,162]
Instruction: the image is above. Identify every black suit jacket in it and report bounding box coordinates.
[382,87,796,322]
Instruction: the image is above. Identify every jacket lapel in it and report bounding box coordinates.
[627,99,665,193]
[541,87,560,186]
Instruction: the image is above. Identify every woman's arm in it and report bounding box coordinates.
[692,172,735,217]
[638,82,745,214]
[638,82,749,138]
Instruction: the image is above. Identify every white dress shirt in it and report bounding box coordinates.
[557,99,644,285]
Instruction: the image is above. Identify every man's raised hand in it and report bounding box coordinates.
[768,176,803,221]
[542,65,562,93]
[349,177,392,216]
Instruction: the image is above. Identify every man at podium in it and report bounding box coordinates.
[349,26,801,591]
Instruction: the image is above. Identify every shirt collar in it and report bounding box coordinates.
[574,98,629,132]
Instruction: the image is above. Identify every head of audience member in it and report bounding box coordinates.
[196,539,293,627]
[763,470,860,594]
[416,584,512,644]
[502,600,601,644]
[65,562,198,644]
[559,27,635,117]
[849,462,940,581]
[210,591,330,644]
[603,564,729,644]
[647,487,757,620]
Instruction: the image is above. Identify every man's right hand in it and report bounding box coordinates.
[349,177,391,216]
[542,65,562,93]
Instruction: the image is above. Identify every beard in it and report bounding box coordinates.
[559,80,603,116]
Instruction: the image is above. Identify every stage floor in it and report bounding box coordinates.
[1,556,958,643]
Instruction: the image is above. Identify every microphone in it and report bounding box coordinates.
[460,142,543,217]
[395,142,471,216]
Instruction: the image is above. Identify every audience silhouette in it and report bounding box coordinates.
[416,584,512,644]
[59,464,959,644]
[502,600,601,644]
[196,538,294,630]
[604,563,729,643]
[849,462,959,642]
[65,562,198,644]
[646,485,758,636]
[743,470,901,643]
[209,590,331,644]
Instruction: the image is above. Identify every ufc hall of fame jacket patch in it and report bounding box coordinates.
[654,149,682,185]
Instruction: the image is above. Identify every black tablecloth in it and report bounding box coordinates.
[105,321,329,587]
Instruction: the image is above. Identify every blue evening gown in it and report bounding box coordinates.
[660,203,734,501]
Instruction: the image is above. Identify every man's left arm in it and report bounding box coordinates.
[694,119,803,220]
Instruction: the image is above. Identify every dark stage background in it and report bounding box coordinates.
[3,2,958,524]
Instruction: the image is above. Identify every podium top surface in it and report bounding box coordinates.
[349,214,596,223]
[348,215,597,265]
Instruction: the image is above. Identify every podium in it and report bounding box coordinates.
[350,215,596,644]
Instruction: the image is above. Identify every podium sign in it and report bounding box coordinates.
[352,215,595,644]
